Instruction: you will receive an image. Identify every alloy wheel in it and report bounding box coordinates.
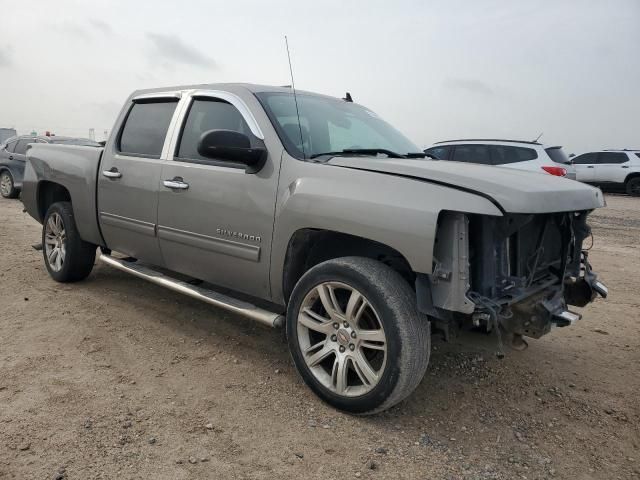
[296,281,387,397]
[0,173,11,197]
[44,212,66,272]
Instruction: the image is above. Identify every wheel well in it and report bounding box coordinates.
[37,181,71,221]
[282,229,415,302]
[625,172,640,184]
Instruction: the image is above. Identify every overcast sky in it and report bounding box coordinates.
[0,0,638,153]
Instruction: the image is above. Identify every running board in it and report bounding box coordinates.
[99,253,284,328]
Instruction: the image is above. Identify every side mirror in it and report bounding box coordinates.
[197,129,266,173]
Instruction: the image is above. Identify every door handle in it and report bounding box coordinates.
[102,168,122,179]
[163,177,189,190]
[622,165,629,169]
[586,166,594,169]
[8,155,13,160]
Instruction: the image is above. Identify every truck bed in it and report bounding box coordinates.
[22,143,105,246]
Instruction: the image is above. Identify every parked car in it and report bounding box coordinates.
[0,128,17,144]
[0,135,101,198]
[570,149,640,196]
[424,139,576,180]
[22,84,607,414]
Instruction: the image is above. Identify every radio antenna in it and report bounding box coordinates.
[533,132,543,143]
[284,35,306,158]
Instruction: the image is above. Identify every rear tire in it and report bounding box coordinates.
[42,202,96,282]
[286,256,430,415]
[626,177,640,197]
[0,171,18,199]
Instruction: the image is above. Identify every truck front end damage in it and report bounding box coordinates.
[419,210,607,354]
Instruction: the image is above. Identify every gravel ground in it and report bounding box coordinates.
[0,194,638,480]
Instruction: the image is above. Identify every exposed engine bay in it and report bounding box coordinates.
[418,210,608,355]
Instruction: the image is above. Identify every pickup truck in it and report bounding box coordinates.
[22,83,608,414]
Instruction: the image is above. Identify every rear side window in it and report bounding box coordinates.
[545,147,569,164]
[598,152,628,164]
[5,140,17,153]
[424,146,451,160]
[118,100,178,158]
[14,139,34,155]
[451,144,491,164]
[572,152,598,164]
[176,98,251,161]
[636,153,640,159]
[490,145,538,165]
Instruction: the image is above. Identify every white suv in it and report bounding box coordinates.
[570,150,640,196]
[424,139,575,180]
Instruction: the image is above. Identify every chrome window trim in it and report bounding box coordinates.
[164,89,265,161]
[132,91,182,102]
[160,92,191,160]
[187,89,265,140]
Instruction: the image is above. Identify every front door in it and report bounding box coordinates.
[572,152,598,182]
[157,91,280,300]
[97,96,180,265]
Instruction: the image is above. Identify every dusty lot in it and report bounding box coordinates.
[0,195,638,480]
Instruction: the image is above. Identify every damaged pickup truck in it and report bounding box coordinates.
[21,83,607,414]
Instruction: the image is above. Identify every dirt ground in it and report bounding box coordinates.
[0,194,638,480]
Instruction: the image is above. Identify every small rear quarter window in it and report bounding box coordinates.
[545,147,569,164]
[491,145,538,165]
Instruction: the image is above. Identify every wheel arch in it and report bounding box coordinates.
[0,165,16,179]
[36,181,71,223]
[281,228,416,303]
[625,172,640,184]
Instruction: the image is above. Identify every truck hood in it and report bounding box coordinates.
[327,157,605,214]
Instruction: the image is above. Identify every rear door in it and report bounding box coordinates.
[572,152,598,182]
[6,138,34,185]
[0,138,17,163]
[97,94,181,265]
[595,152,630,184]
[12,138,32,162]
[156,90,279,299]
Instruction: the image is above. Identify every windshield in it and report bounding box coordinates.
[256,92,421,159]
[545,146,570,164]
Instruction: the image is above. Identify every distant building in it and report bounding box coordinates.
[0,128,17,143]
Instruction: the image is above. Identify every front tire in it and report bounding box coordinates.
[42,202,96,282]
[286,257,430,414]
[626,177,640,197]
[0,171,18,199]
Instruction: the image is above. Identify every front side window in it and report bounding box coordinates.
[598,152,628,164]
[118,100,178,158]
[451,144,492,164]
[425,146,451,160]
[572,152,598,165]
[490,145,538,165]
[176,98,251,161]
[256,92,420,159]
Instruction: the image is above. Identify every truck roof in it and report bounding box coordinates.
[129,82,338,100]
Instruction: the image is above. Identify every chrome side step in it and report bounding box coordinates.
[99,253,284,328]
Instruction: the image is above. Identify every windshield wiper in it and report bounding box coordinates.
[310,148,407,159]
